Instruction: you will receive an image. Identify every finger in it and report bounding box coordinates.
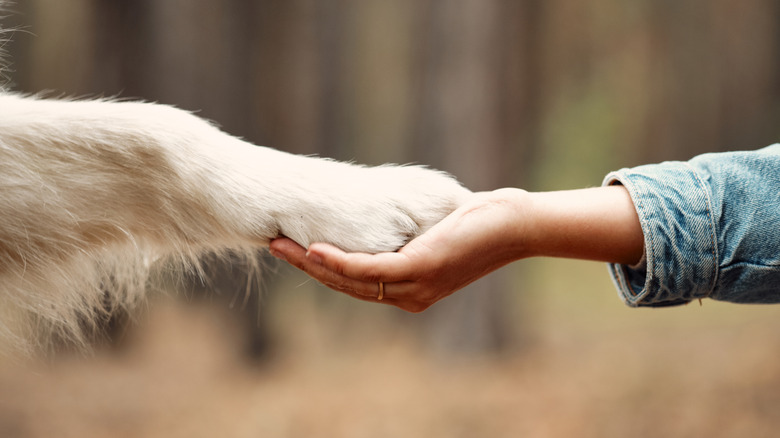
[306,243,419,282]
[269,237,306,261]
[270,239,426,303]
[270,239,382,298]
[335,282,392,303]
[271,241,430,310]
[310,272,420,305]
[299,242,435,301]
[329,284,421,311]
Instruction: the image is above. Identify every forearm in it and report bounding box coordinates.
[519,186,644,265]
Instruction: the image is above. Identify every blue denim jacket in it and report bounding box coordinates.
[603,144,780,307]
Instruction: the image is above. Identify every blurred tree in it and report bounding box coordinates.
[401,0,540,354]
[5,0,780,356]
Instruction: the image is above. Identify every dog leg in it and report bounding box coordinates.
[0,94,469,351]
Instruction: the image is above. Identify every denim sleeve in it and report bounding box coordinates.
[603,144,780,307]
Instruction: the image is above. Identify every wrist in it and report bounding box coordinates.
[522,187,644,264]
[519,190,552,260]
[476,188,536,261]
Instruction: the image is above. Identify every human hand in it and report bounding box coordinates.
[269,189,530,312]
[269,185,643,312]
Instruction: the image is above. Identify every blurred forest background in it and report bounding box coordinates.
[2,0,780,437]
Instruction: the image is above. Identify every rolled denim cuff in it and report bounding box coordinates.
[603,162,718,307]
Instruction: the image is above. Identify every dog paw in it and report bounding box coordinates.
[273,161,470,253]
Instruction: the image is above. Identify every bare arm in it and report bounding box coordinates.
[270,186,644,312]
[523,186,643,265]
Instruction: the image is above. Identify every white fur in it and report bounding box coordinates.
[0,93,469,353]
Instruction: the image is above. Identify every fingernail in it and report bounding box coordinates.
[305,250,323,265]
[269,249,286,261]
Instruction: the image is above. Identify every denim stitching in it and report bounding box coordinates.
[604,172,652,305]
[684,162,719,297]
[624,175,653,303]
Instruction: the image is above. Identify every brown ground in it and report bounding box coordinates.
[1,261,779,438]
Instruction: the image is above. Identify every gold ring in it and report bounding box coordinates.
[377,282,384,301]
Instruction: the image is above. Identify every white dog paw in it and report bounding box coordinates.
[274,162,470,253]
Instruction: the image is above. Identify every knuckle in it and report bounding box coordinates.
[329,261,349,277]
[353,265,383,283]
[361,272,383,283]
[323,280,352,293]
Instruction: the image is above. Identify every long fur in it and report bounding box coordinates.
[0,91,468,352]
